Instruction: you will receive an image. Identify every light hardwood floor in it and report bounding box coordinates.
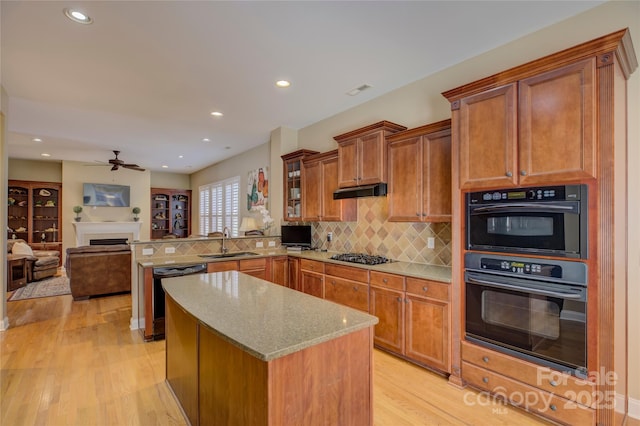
[2,293,555,425]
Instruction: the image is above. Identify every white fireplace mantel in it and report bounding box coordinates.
[72,221,142,246]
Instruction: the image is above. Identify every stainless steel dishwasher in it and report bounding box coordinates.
[151,263,207,340]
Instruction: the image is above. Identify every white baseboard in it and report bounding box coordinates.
[616,392,640,420]
[130,317,143,330]
[0,316,8,331]
[629,395,640,420]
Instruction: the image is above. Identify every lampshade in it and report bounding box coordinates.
[239,217,258,232]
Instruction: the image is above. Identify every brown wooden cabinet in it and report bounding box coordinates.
[239,257,270,280]
[453,58,596,190]
[151,188,191,239]
[324,264,369,312]
[8,180,62,261]
[281,149,318,221]
[302,150,356,222]
[300,259,324,298]
[387,120,452,222]
[369,271,450,373]
[334,121,406,188]
[271,256,288,286]
[288,256,300,291]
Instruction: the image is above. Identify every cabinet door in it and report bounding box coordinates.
[369,286,404,353]
[422,131,452,222]
[288,257,300,291]
[337,138,358,188]
[302,160,322,221]
[358,131,386,185]
[518,58,596,185]
[271,256,288,286]
[405,293,449,372]
[207,261,238,273]
[300,270,324,298]
[320,155,342,221]
[458,83,518,189]
[388,137,422,221]
[284,158,302,221]
[324,276,369,312]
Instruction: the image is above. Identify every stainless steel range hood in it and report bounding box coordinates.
[333,183,387,200]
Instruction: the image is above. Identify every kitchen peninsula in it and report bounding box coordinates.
[162,270,379,425]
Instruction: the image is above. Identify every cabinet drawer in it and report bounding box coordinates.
[461,341,595,407]
[207,261,238,273]
[406,278,449,302]
[325,263,369,283]
[239,257,267,271]
[300,259,325,273]
[462,361,595,426]
[325,276,369,312]
[370,271,405,291]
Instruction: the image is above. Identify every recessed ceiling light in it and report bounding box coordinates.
[210,111,223,117]
[63,8,93,24]
[202,138,210,142]
[32,138,43,143]
[161,165,169,168]
[41,153,51,157]
[178,155,184,159]
[276,80,291,88]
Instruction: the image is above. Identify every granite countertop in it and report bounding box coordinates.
[138,249,452,283]
[162,271,378,361]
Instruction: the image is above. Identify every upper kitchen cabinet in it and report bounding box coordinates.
[447,57,596,190]
[387,120,452,222]
[281,149,318,221]
[334,121,406,188]
[302,150,356,222]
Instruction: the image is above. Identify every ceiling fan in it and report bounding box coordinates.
[106,150,145,172]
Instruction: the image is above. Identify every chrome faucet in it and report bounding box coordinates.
[221,226,230,254]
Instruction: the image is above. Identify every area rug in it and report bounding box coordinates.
[8,276,70,301]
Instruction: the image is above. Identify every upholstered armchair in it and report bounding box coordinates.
[7,239,60,282]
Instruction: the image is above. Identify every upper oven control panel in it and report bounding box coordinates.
[468,184,583,204]
[480,258,562,278]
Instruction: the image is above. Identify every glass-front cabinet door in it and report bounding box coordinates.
[281,149,318,222]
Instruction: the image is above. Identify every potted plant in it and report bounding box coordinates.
[132,207,141,221]
[73,205,83,222]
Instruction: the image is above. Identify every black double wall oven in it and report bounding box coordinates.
[464,185,588,378]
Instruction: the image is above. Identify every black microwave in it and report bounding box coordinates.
[466,185,588,259]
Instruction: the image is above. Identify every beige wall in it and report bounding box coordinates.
[190,142,270,235]
[8,158,62,182]
[294,0,640,411]
[150,171,190,189]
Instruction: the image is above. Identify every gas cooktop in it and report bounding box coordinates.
[330,253,390,265]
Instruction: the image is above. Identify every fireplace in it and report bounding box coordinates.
[90,238,129,246]
[72,221,142,246]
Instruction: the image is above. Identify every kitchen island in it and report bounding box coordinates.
[162,270,379,426]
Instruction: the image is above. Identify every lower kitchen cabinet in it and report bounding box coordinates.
[300,259,325,298]
[324,264,369,312]
[207,261,237,273]
[271,256,288,286]
[288,256,300,291]
[369,271,450,374]
[239,257,270,280]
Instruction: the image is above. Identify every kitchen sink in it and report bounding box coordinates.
[199,252,259,259]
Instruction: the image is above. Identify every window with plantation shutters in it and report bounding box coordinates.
[199,176,240,237]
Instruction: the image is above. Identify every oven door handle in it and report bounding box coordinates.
[470,203,577,213]
[466,276,584,299]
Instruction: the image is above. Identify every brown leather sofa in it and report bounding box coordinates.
[7,239,60,281]
[65,245,131,300]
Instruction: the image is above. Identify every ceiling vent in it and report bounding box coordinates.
[346,84,372,96]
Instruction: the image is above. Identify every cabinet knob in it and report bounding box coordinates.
[353,178,358,181]
[506,171,513,177]
[416,213,421,217]
[352,286,358,292]
[549,404,557,412]
[422,286,428,292]
[549,380,559,387]
[382,278,388,283]
[330,280,336,285]
[482,377,489,384]
[421,213,427,216]
[397,297,403,302]
[482,356,489,363]
[520,170,527,176]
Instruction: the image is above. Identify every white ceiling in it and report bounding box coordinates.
[1,1,603,173]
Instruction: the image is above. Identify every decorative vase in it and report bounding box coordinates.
[74,217,81,222]
[134,217,140,222]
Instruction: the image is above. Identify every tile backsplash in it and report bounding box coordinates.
[311,197,451,266]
